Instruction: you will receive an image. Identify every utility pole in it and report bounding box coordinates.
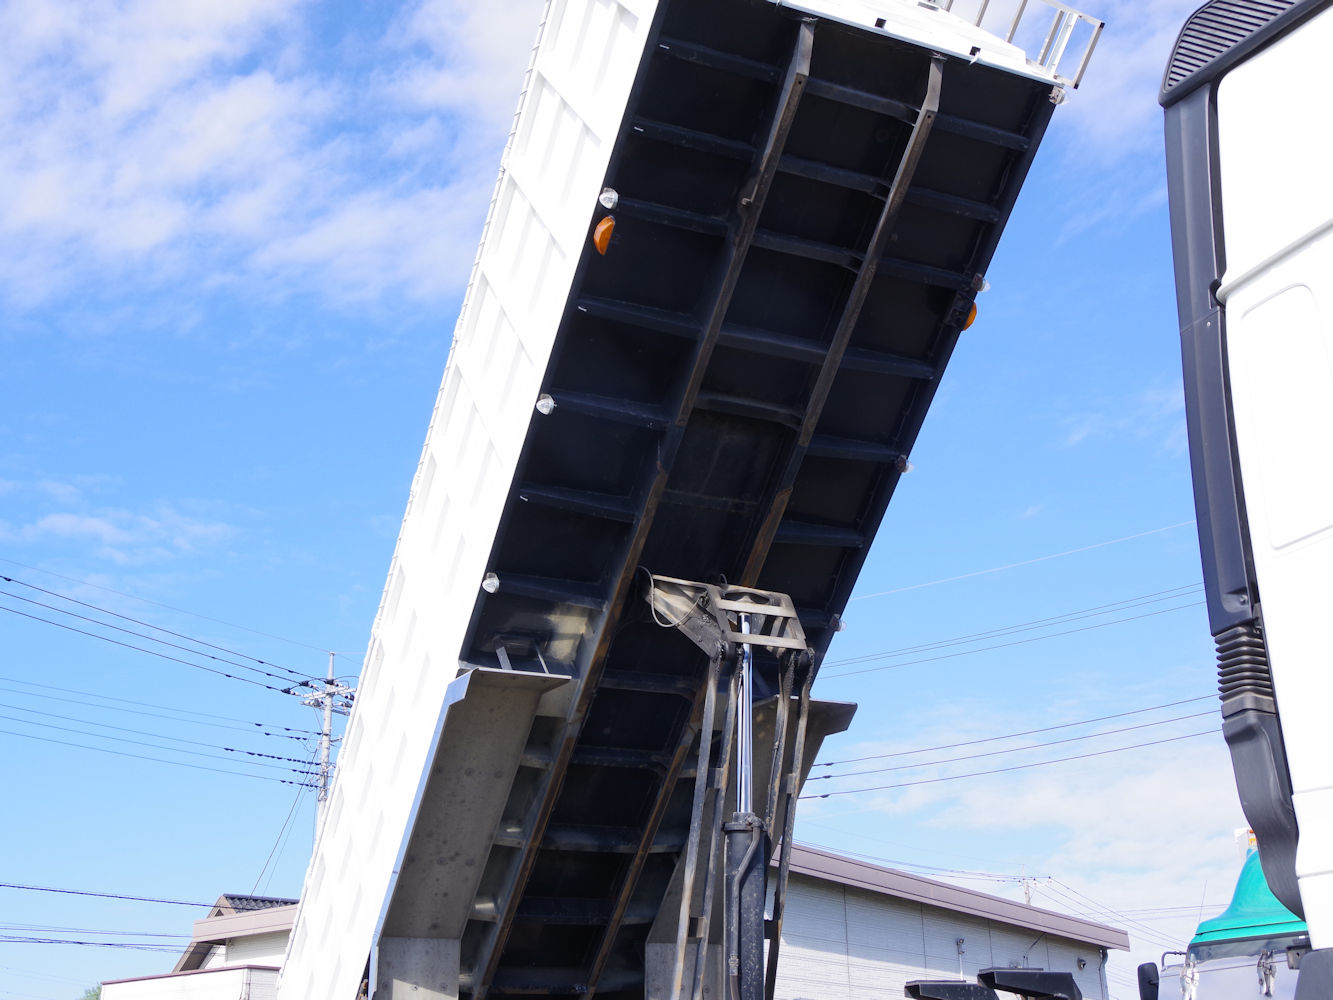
[300,652,354,828]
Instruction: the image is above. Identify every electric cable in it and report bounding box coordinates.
[800,729,1218,799]
[0,575,310,681]
[848,520,1196,601]
[827,583,1203,667]
[1,683,314,740]
[0,726,315,786]
[5,704,323,768]
[0,882,214,907]
[2,704,320,766]
[0,587,314,687]
[0,604,296,693]
[0,923,187,939]
[815,694,1216,766]
[0,935,181,952]
[252,747,320,894]
[0,673,322,735]
[0,556,332,653]
[0,711,319,775]
[807,710,1217,782]
[820,599,1204,680]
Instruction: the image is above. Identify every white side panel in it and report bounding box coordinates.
[1217,7,1333,287]
[277,3,657,997]
[1216,11,1333,945]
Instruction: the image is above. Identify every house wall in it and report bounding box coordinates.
[772,874,1109,1000]
[103,966,278,1000]
[226,931,289,968]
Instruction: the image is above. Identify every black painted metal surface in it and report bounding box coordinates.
[450,1,1061,996]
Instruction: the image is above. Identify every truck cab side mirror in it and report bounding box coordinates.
[1136,962,1160,1000]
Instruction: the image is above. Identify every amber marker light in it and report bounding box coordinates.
[593,216,615,255]
[963,301,978,329]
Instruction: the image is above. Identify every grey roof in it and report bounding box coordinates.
[786,843,1130,951]
[218,894,299,913]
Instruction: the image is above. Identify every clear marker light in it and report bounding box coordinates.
[481,573,500,594]
[535,393,556,415]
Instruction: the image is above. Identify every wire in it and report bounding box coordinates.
[827,583,1203,667]
[0,673,322,735]
[848,520,1196,601]
[0,726,314,786]
[820,600,1205,680]
[797,841,1046,883]
[815,695,1217,766]
[0,575,310,680]
[0,711,319,775]
[800,730,1218,799]
[0,604,295,694]
[2,704,320,766]
[808,711,1217,782]
[0,935,181,952]
[0,882,214,907]
[0,923,187,939]
[0,556,332,652]
[1040,879,1184,950]
[0,586,314,687]
[1,681,316,741]
[252,749,319,894]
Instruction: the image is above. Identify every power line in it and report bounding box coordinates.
[3,703,319,765]
[848,520,1196,601]
[797,841,1045,883]
[801,730,1218,799]
[0,710,319,775]
[0,586,314,687]
[0,923,187,940]
[820,600,1204,680]
[807,710,1217,782]
[0,556,332,653]
[0,673,321,736]
[0,726,314,787]
[1,681,317,741]
[252,749,318,894]
[828,583,1203,667]
[1041,879,1184,951]
[0,882,214,907]
[0,604,294,694]
[0,574,311,681]
[0,935,181,953]
[815,695,1216,767]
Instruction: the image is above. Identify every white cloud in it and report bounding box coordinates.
[0,503,234,564]
[797,697,1246,985]
[0,0,545,310]
[1062,381,1186,453]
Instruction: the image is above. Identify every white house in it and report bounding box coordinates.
[102,853,1125,1000]
[102,895,297,1000]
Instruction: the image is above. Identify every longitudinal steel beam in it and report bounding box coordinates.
[804,82,1060,664]
[738,55,946,586]
[581,22,817,997]
[468,18,817,1000]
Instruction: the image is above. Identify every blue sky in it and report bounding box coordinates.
[0,1,1249,998]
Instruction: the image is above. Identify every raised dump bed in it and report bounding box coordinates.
[279,1,1098,998]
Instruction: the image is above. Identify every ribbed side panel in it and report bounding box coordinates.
[1163,0,1294,94]
[276,4,657,998]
